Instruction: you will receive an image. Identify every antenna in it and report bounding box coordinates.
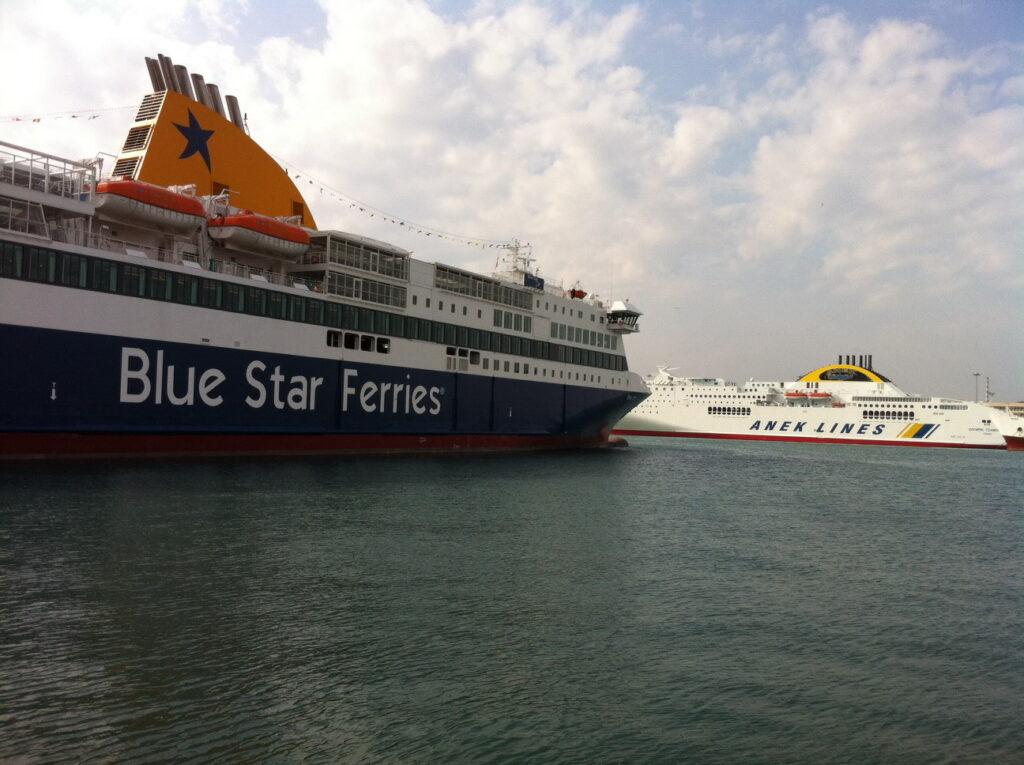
[496,238,533,274]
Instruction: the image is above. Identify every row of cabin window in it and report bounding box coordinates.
[708,407,752,416]
[851,396,929,403]
[447,345,610,384]
[322,239,410,280]
[863,410,916,419]
[327,270,407,308]
[0,241,628,372]
[492,308,532,334]
[326,330,390,354]
[538,299,588,319]
[433,265,532,310]
[550,321,617,350]
[412,294,529,332]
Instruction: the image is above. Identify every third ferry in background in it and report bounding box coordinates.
[0,54,648,459]
[614,354,1020,449]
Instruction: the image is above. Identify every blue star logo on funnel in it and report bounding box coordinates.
[173,110,214,171]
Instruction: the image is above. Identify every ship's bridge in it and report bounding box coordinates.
[607,300,642,333]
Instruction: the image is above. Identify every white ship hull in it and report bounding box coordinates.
[615,359,1011,449]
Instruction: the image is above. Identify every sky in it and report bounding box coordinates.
[2,0,1022,401]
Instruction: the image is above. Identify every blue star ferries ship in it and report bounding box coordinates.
[0,55,647,459]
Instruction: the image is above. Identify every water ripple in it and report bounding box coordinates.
[1,445,1022,763]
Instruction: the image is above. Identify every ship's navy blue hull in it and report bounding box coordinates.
[1,324,642,458]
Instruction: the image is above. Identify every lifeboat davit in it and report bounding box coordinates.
[94,179,205,233]
[207,212,310,259]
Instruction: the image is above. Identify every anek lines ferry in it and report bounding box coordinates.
[615,355,1017,449]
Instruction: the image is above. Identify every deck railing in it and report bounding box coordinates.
[0,140,95,202]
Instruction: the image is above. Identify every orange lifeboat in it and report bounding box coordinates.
[808,392,832,398]
[784,391,807,398]
[95,179,205,233]
[207,212,310,259]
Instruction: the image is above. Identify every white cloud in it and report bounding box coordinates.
[195,0,250,37]
[664,105,736,175]
[736,13,1023,302]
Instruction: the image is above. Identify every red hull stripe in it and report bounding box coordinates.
[612,429,1005,450]
[1005,436,1024,452]
[1,432,613,460]
[96,180,205,217]
[208,215,310,244]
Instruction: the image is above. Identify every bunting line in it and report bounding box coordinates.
[272,154,518,250]
[2,106,136,123]
[4,105,519,250]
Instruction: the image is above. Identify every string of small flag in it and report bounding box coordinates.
[2,106,135,123]
[5,106,520,250]
[273,154,517,250]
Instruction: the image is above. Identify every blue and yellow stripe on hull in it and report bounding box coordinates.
[897,423,939,440]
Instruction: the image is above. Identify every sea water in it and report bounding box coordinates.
[1,438,1022,764]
